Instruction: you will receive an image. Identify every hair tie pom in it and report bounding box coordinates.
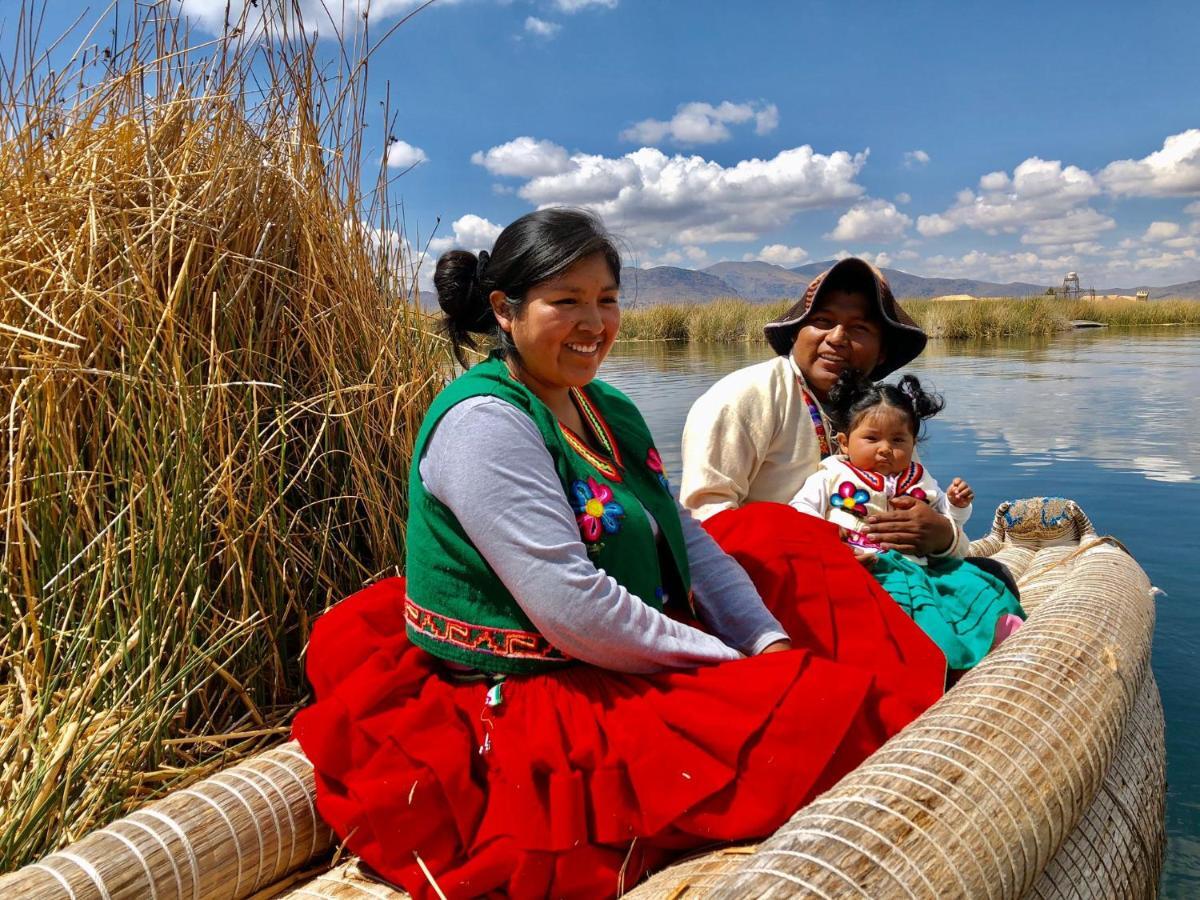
[475,250,490,285]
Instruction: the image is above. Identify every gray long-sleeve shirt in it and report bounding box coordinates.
[417,395,788,674]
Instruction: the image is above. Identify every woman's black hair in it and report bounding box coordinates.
[432,208,622,366]
[825,370,945,441]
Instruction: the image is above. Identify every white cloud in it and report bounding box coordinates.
[655,245,711,267]
[471,137,573,178]
[1019,208,1116,246]
[916,157,1101,239]
[894,192,911,205]
[1100,130,1200,197]
[176,0,457,36]
[1143,221,1181,242]
[835,250,894,268]
[904,149,931,168]
[826,199,912,242]
[553,0,617,10]
[746,244,810,266]
[492,142,867,244]
[754,104,780,135]
[524,16,561,37]
[427,214,503,256]
[922,249,1078,284]
[978,170,1010,191]
[914,214,957,238]
[1185,200,1200,216]
[385,139,427,169]
[620,101,779,145]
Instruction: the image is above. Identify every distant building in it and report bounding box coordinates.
[1055,272,1095,300]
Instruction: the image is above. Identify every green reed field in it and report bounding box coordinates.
[618,296,1200,342]
[0,1,445,868]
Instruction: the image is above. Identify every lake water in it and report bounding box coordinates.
[603,327,1200,897]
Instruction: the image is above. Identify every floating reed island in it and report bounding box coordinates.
[617,296,1200,342]
[0,0,443,871]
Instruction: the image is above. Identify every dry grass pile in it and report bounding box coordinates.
[1063,297,1200,326]
[619,298,789,342]
[904,297,1069,337]
[0,0,443,868]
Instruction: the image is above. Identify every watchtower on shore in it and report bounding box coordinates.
[1055,272,1095,301]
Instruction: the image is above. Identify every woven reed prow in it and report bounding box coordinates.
[970,495,1097,556]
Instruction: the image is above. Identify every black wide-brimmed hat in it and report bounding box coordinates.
[763,257,927,379]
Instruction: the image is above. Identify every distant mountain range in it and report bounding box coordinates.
[616,260,1200,305]
[416,260,1200,309]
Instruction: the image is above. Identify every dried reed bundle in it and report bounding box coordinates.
[0,741,334,898]
[0,0,443,869]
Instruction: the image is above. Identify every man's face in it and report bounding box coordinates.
[790,289,886,400]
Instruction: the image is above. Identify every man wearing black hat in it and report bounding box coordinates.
[680,258,964,560]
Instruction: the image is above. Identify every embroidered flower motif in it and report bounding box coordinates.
[571,476,625,543]
[906,486,928,502]
[645,447,670,490]
[831,481,870,517]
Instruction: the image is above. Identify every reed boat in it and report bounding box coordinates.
[0,497,1165,899]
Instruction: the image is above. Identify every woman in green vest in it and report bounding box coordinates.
[294,208,947,899]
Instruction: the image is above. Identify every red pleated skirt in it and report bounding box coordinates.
[293,503,945,899]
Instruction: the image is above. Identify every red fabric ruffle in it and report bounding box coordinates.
[294,503,945,899]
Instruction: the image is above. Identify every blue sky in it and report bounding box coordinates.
[33,0,1200,287]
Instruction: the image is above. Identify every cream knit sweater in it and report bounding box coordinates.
[679,354,968,557]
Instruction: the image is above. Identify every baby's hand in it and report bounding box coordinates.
[838,526,878,568]
[947,477,974,508]
[852,548,877,569]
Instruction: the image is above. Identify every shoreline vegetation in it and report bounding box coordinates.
[0,1,444,869]
[616,297,1200,342]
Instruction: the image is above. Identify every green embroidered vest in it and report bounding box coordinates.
[405,354,690,674]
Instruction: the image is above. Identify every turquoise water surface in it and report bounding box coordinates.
[604,327,1199,896]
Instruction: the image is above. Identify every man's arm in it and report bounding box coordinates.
[679,391,763,521]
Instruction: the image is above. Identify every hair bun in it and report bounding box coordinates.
[434,250,496,365]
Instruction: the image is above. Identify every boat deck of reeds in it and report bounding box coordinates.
[1,496,1166,898]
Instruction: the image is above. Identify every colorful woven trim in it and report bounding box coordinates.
[844,461,886,492]
[405,597,564,661]
[560,387,624,482]
[896,462,925,497]
[798,382,834,458]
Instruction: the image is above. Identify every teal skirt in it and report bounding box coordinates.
[872,551,1026,670]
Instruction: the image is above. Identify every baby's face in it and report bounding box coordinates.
[839,406,915,476]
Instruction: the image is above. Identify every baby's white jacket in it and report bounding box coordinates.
[789,455,971,564]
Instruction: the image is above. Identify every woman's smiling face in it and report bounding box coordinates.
[491,251,620,403]
[790,290,885,400]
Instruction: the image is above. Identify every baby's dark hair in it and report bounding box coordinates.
[825,370,945,440]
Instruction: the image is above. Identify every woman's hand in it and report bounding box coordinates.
[759,639,793,654]
[863,494,955,556]
[947,477,974,508]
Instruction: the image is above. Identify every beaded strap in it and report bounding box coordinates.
[800,384,835,458]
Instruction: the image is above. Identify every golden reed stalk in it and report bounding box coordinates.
[0,0,445,867]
